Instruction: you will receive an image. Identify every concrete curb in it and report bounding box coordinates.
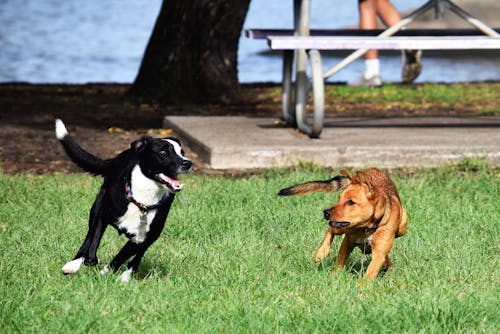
[165,115,500,169]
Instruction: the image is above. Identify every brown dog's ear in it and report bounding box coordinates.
[131,135,152,153]
[377,195,398,227]
[353,170,373,197]
[373,194,388,220]
[354,170,369,184]
[361,183,375,201]
[339,169,353,179]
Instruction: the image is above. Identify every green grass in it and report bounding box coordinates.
[0,163,498,333]
[323,83,500,114]
[325,83,499,105]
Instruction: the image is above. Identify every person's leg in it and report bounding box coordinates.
[375,0,422,83]
[374,0,401,27]
[359,0,378,62]
[363,0,401,79]
[349,0,382,86]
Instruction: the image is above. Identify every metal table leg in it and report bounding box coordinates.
[446,1,499,37]
[309,49,324,138]
[294,0,311,135]
[293,49,324,138]
[281,0,310,126]
[281,50,294,124]
[287,0,325,137]
[292,0,324,137]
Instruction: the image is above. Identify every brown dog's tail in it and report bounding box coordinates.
[278,175,351,196]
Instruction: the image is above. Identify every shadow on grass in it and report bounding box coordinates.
[316,255,390,279]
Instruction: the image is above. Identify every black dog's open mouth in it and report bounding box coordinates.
[329,221,350,228]
[156,173,183,192]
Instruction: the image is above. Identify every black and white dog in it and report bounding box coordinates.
[55,119,191,282]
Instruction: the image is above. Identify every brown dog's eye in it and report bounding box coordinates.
[346,200,355,206]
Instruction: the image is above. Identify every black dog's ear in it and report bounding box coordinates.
[131,136,152,153]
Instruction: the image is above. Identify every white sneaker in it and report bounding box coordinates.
[348,73,382,87]
[402,50,422,84]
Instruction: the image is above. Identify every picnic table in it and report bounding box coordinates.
[248,0,500,138]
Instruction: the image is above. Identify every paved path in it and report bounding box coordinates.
[165,116,500,169]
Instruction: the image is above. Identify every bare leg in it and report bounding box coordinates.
[359,0,379,60]
[351,0,395,86]
[375,0,401,27]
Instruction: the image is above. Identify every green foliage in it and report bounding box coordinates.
[0,165,498,333]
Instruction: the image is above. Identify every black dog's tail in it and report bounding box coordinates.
[278,175,351,196]
[55,119,111,176]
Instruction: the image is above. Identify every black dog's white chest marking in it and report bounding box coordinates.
[116,165,168,243]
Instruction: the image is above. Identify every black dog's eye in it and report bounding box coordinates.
[159,150,167,156]
[346,200,355,206]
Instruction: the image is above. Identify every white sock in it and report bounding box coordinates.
[364,59,380,78]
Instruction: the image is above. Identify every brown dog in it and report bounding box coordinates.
[278,168,408,283]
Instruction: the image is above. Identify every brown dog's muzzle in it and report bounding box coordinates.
[324,208,350,228]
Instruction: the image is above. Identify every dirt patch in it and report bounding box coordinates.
[0,82,495,174]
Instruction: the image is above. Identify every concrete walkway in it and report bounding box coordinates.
[164,115,500,169]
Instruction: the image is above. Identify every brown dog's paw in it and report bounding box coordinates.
[357,278,370,286]
[330,267,343,277]
[313,248,330,265]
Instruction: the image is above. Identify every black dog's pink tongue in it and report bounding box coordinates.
[158,173,183,191]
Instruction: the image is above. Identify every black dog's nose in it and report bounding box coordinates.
[182,159,192,170]
[323,209,332,220]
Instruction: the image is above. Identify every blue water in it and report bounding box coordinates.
[0,0,498,84]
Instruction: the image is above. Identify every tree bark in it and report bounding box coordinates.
[129,0,251,105]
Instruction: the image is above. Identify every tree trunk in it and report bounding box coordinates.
[129,0,251,105]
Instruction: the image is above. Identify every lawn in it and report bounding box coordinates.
[0,162,498,333]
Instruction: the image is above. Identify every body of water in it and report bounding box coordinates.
[0,0,498,84]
